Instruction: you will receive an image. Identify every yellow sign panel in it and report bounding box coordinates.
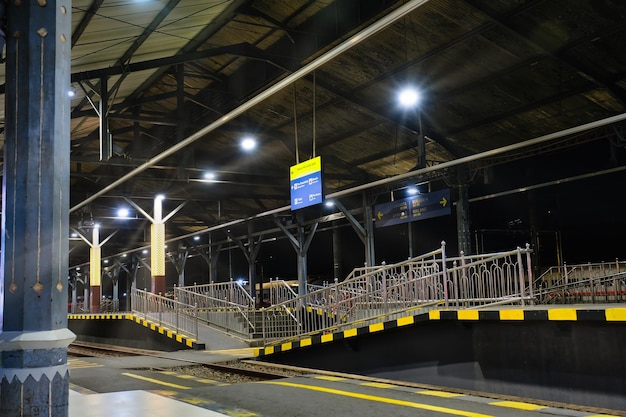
[290,156,321,181]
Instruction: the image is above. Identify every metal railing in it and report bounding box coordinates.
[131,288,199,339]
[174,280,257,338]
[264,279,299,306]
[535,270,626,304]
[535,260,625,287]
[260,243,533,344]
[175,280,254,309]
[448,245,533,308]
[123,243,626,347]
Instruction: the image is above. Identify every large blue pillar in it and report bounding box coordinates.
[0,2,74,417]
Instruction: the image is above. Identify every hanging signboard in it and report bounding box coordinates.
[374,189,451,228]
[290,156,323,210]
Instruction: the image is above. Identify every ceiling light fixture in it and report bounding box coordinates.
[240,136,257,151]
[398,87,420,108]
[117,207,130,218]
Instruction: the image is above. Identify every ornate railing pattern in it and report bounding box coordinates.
[260,243,534,343]
[174,281,256,337]
[533,259,626,304]
[536,260,626,288]
[175,280,254,309]
[121,244,626,345]
[131,288,199,339]
[264,278,299,306]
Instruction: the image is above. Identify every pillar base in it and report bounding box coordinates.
[90,285,101,313]
[152,275,165,295]
[1,366,70,417]
[0,330,75,417]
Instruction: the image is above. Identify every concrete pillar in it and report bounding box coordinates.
[151,196,166,294]
[0,2,75,416]
[89,227,101,313]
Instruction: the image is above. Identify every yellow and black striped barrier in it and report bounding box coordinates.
[254,306,626,357]
[68,313,204,350]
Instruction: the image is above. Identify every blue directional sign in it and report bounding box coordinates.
[374,189,451,228]
[290,156,323,210]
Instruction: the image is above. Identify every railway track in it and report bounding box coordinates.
[68,341,157,357]
[67,341,626,416]
[68,341,302,383]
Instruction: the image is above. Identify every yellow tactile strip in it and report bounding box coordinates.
[67,313,205,350]
[254,306,626,357]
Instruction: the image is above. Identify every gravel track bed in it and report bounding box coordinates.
[164,361,306,384]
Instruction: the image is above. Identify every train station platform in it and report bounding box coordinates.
[253,304,626,412]
[68,304,626,412]
[69,390,231,417]
[255,304,626,356]
[68,313,250,351]
[67,347,624,417]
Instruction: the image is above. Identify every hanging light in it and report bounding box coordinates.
[397,87,420,108]
[241,136,257,151]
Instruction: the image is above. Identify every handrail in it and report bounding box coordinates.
[128,244,626,346]
[535,260,625,288]
[265,278,299,305]
[261,243,533,345]
[131,288,199,340]
[176,280,254,309]
[535,270,626,305]
[173,287,256,338]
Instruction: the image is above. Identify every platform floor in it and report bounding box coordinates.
[69,389,230,417]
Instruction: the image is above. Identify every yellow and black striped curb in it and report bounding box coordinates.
[254,307,626,357]
[69,313,129,320]
[68,314,205,350]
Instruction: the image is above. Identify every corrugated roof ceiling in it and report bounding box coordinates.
[1,0,626,267]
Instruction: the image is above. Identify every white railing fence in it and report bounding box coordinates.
[101,242,626,346]
[535,270,626,304]
[131,288,199,339]
[264,279,299,306]
[174,281,256,338]
[448,244,533,308]
[175,280,254,309]
[535,260,625,288]
[260,243,534,344]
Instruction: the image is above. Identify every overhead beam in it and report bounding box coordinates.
[72,0,105,48]
[70,43,264,83]
[123,0,253,105]
[69,0,182,119]
[70,0,435,213]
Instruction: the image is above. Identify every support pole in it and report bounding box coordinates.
[89,226,102,313]
[0,2,75,416]
[332,222,342,281]
[273,214,318,297]
[152,196,166,294]
[99,75,111,161]
[363,193,376,266]
[456,175,472,255]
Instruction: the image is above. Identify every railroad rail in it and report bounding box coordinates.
[68,341,300,382]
